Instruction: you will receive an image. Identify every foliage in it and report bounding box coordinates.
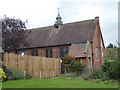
[0,68,6,82]
[106,43,116,48]
[103,48,117,61]
[82,69,103,80]
[102,60,120,79]
[89,69,104,79]
[2,15,29,52]
[62,55,76,64]
[62,55,76,73]
[62,55,85,75]
[69,61,85,75]
[2,65,32,80]
[7,69,24,80]
[25,72,32,79]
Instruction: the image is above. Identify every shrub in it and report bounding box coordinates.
[0,68,6,82]
[102,60,120,79]
[82,75,90,80]
[25,72,32,79]
[89,69,104,79]
[62,55,76,73]
[69,61,85,75]
[8,69,24,80]
[82,69,104,80]
[2,65,32,80]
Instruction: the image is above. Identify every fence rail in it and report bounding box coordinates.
[3,52,61,78]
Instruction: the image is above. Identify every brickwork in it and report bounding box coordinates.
[92,17,105,68]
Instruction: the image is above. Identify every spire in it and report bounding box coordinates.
[56,8,61,19]
[54,8,63,28]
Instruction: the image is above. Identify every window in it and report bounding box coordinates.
[59,47,69,58]
[46,49,53,58]
[31,50,34,56]
[31,49,38,56]
[46,50,49,57]
[35,49,38,56]
[95,47,99,61]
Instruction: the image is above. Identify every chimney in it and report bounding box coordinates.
[95,16,99,25]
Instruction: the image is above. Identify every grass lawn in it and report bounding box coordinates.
[2,78,118,88]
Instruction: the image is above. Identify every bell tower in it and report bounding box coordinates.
[54,8,63,28]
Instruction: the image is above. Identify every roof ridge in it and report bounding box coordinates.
[64,19,95,25]
[28,18,95,31]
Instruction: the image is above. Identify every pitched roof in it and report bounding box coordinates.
[21,17,98,49]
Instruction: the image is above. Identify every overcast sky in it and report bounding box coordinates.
[0,0,119,47]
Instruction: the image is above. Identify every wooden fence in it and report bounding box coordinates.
[3,53,61,78]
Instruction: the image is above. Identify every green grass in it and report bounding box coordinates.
[2,78,118,88]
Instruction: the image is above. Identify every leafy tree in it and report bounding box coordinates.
[2,16,29,52]
[106,43,113,48]
[102,42,120,80]
[102,60,120,79]
[106,43,117,48]
[104,48,117,61]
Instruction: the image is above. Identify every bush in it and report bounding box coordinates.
[102,60,120,79]
[8,69,24,80]
[62,55,76,73]
[89,69,103,79]
[25,72,32,79]
[2,65,32,80]
[0,68,6,82]
[82,69,104,80]
[69,61,85,75]
[62,55,85,75]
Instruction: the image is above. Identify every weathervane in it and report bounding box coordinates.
[58,8,59,13]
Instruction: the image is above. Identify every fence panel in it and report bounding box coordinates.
[33,56,40,78]
[3,53,61,78]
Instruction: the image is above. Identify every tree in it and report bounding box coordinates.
[104,48,117,61]
[106,43,117,48]
[102,43,120,80]
[2,16,28,52]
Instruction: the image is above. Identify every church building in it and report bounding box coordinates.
[17,12,105,69]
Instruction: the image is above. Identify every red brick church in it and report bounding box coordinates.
[17,13,105,69]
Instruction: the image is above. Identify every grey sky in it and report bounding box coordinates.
[0,0,119,47]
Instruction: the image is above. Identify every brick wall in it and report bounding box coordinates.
[20,45,70,58]
[92,17,105,69]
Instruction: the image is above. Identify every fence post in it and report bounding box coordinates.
[40,71,42,79]
[36,72,38,78]
[24,70,26,79]
[52,71,54,78]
